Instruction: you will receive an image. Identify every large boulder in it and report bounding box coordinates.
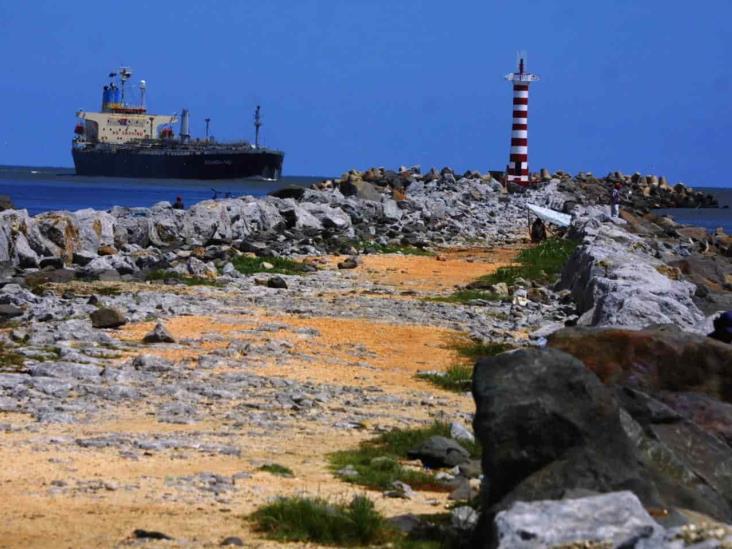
[180,200,233,245]
[75,209,116,255]
[472,348,657,515]
[548,325,732,402]
[28,211,81,262]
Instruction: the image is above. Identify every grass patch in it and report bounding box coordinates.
[426,289,506,304]
[417,364,473,392]
[475,238,579,286]
[0,342,26,373]
[95,286,123,296]
[145,270,220,287]
[450,339,514,361]
[417,339,515,392]
[258,463,294,477]
[250,494,391,546]
[329,422,480,491]
[231,255,311,276]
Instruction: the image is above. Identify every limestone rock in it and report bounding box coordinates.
[494,491,663,548]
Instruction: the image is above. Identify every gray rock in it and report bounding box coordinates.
[450,421,475,444]
[132,354,173,373]
[495,491,663,548]
[385,480,415,499]
[407,435,470,468]
[142,322,176,344]
[90,307,127,329]
[451,506,479,531]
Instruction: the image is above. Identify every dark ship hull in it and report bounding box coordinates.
[72,145,284,180]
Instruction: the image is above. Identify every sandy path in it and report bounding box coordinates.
[0,247,515,548]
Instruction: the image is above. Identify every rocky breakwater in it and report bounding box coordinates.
[0,167,564,285]
[556,208,705,329]
[546,169,720,211]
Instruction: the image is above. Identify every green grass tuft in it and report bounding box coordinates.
[476,238,579,286]
[417,364,474,392]
[258,463,294,477]
[231,255,311,276]
[0,342,26,373]
[250,494,391,546]
[329,422,480,491]
[417,339,515,392]
[426,289,507,304]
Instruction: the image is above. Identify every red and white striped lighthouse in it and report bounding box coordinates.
[505,55,539,185]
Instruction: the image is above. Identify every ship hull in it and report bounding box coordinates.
[72,147,284,180]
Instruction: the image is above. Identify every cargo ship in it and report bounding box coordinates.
[72,68,284,180]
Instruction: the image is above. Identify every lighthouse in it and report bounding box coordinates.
[504,55,539,185]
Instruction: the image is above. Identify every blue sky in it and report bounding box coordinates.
[0,1,730,186]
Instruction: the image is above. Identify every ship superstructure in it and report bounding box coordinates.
[72,68,284,180]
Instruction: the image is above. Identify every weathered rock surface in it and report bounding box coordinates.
[494,491,663,549]
[560,214,704,329]
[548,325,732,402]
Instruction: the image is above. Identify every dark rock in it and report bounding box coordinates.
[339,179,382,201]
[220,536,244,546]
[0,195,14,211]
[39,257,64,270]
[90,307,127,329]
[266,276,288,289]
[25,269,75,287]
[337,257,359,270]
[472,348,658,530]
[407,436,470,468]
[238,241,270,256]
[133,529,173,540]
[0,303,23,321]
[269,186,305,200]
[142,322,176,344]
[548,325,732,402]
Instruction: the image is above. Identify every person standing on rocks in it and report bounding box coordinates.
[173,196,185,210]
[610,183,621,218]
[708,311,732,343]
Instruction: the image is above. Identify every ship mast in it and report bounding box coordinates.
[254,105,262,148]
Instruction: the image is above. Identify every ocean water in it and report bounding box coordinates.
[0,165,325,216]
[655,187,732,233]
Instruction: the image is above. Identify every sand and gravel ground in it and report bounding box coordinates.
[0,248,516,548]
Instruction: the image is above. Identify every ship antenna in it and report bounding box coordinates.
[204,118,211,141]
[254,105,262,148]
